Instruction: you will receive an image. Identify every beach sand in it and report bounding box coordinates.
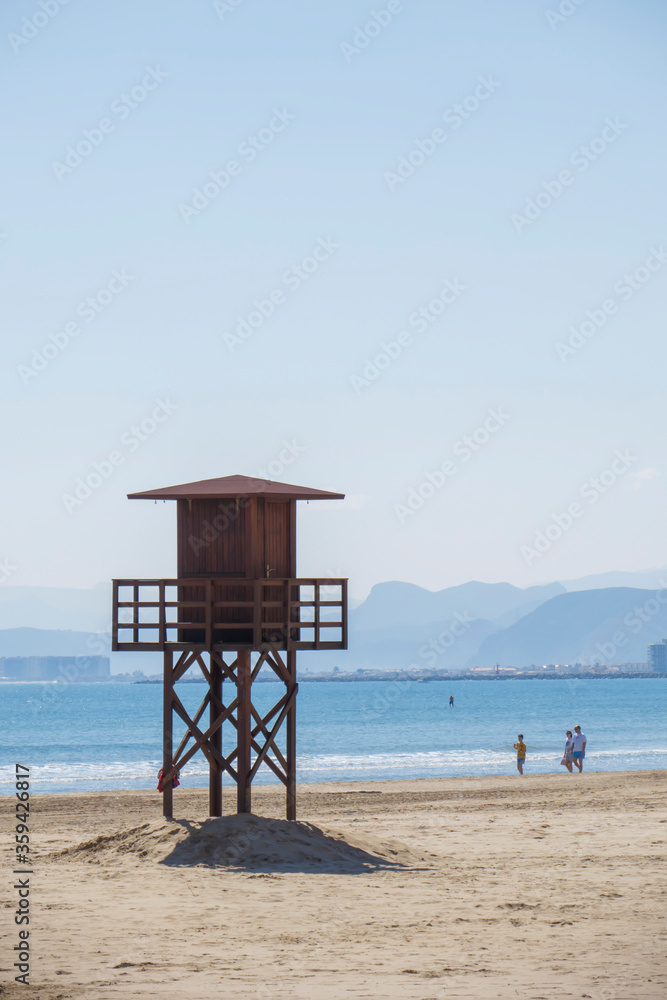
[2,770,666,999]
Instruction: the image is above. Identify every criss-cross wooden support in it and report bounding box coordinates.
[161,646,298,820]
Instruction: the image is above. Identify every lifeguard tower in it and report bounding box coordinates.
[112,475,347,820]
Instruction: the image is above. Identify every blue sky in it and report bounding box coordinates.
[1,0,666,598]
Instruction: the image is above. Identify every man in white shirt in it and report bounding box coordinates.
[572,725,587,772]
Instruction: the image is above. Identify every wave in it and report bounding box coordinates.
[1,745,666,789]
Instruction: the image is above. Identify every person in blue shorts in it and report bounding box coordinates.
[513,734,526,775]
[571,725,587,772]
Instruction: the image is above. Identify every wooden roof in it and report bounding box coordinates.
[127,475,345,502]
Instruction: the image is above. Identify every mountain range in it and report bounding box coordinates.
[1,569,666,673]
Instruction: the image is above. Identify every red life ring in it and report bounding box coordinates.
[157,767,180,792]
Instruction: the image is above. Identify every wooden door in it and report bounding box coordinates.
[262,500,293,642]
[177,499,250,645]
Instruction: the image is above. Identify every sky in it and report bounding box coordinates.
[1,0,666,600]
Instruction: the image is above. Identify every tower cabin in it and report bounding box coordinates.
[112,475,347,820]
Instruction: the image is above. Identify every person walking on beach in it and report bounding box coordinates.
[561,730,574,773]
[448,694,454,707]
[513,734,526,775]
[572,725,587,772]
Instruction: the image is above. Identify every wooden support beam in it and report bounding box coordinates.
[112,584,119,651]
[250,700,289,775]
[236,650,252,814]
[163,648,174,820]
[286,650,297,821]
[171,696,232,774]
[172,689,210,764]
[133,582,139,644]
[210,651,239,685]
[173,649,198,684]
[263,648,291,686]
[251,650,269,683]
[249,687,295,781]
[209,653,222,817]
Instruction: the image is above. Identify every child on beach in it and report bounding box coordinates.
[513,735,526,775]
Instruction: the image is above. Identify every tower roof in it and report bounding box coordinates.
[127,474,345,502]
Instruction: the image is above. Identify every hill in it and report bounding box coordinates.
[349,580,564,631]
[469,588,664,667]
[0,627,105,656]
[561,568,667,592]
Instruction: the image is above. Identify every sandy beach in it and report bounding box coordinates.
[3,770,666,1000]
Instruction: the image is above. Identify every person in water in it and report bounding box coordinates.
[513,734,526,774]
[448,695,454,707]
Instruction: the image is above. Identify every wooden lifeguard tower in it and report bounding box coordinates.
[112,475,347,820]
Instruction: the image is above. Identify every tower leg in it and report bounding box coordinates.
[236,651,252,814]
[286,650,297,820]
[209,653,222,817]
[162,648,174,820]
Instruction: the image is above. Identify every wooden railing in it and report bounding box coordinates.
[112,578,347,652]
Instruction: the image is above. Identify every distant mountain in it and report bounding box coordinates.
[299,618,499,673]
[560,568,667,593]
[0,628,106,656]
[350,580,565,632]
[469,588,663,667]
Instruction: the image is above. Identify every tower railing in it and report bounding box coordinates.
[111,577,347,652]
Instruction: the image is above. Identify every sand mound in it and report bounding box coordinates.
[56,814,422,873]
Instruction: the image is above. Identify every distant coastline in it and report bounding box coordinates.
[3,671,663,684]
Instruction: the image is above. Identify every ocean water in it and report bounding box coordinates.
[1,678,665,795]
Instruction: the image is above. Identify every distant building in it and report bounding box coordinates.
[618,662,649,673]
[0,656,110,681]
[648,641,667,673]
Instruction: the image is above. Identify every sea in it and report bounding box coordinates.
[1,677,665,795]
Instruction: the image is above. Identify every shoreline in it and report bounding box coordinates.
[1,671,665,684]
[4,763,667,801]
[6,766,666,801]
